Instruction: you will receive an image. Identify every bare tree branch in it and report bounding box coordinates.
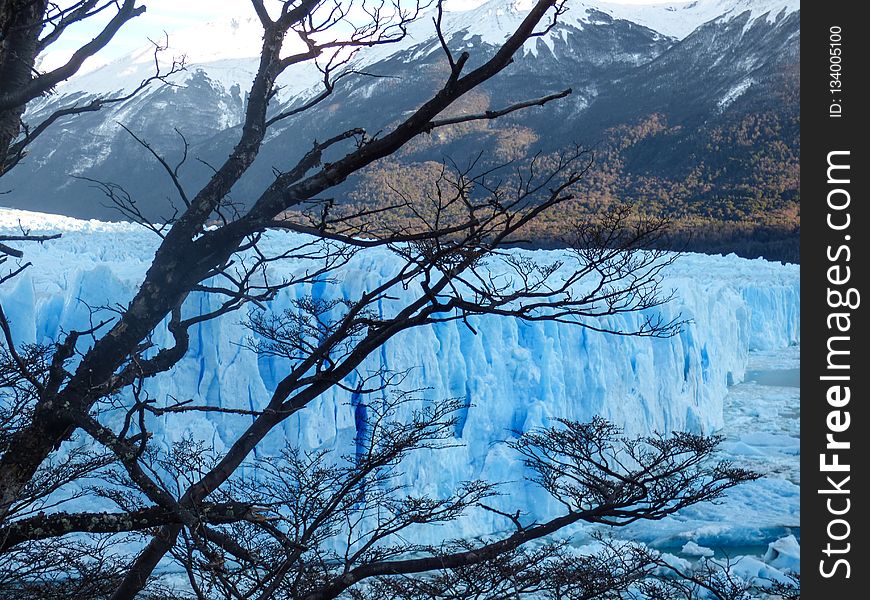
[0,0,145,112]
[0,502,255,552]
[426,88,572,131]
[0,3,763,599]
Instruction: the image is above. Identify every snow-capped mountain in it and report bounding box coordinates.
[6,0,799,258]
[32,0,799,102]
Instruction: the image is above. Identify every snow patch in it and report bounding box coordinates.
[718,77,754,108]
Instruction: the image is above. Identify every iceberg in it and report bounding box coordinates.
[0,209,799,542]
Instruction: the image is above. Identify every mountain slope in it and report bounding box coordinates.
[4,0,800,260]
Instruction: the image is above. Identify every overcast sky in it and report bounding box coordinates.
[40,0,676,71]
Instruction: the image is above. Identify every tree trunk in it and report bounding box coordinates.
[0,0,48,174]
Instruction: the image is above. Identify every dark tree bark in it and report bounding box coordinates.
[0,0,151,176]
[0,502,254,552]
[0,0,48,170]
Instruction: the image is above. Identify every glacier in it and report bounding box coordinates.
[0,208,799,545]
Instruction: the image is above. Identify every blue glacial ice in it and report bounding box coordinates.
[0,209,800,551]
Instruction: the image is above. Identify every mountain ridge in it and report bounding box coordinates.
[39,0,799,102]
[7,0,800,261]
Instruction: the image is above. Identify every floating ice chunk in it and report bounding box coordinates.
[681,541,715,557]
[763,535,800,572]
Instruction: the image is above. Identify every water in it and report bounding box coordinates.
[744,368,800,388]
[609,345,801,561]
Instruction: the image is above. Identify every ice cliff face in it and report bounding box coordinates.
[0,210,799,537]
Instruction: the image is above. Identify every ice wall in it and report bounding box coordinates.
[0,210,799,538]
